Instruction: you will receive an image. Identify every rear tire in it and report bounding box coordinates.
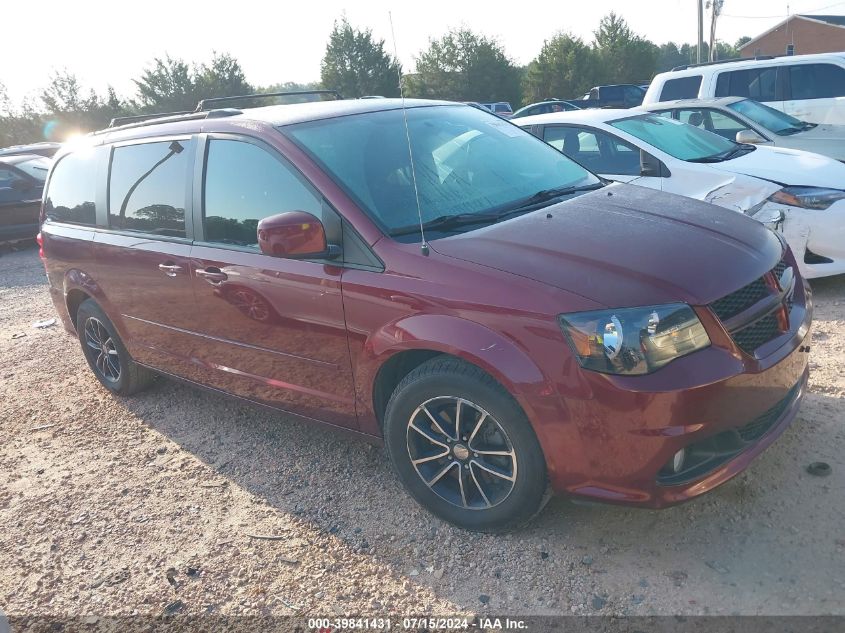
[76,299,155,396]
[384,356,548,532]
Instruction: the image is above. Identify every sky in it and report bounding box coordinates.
[2,0,844,105]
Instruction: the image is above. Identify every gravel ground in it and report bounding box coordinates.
[1,243,843,619]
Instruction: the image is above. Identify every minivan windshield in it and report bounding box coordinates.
[285,105,600,240]
[727,99,811,135]
[611,113,754,162]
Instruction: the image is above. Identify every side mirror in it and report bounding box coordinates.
[10,178,30,191]
[640,151,668,178]
[257,211,340,260]
[736,129,766,144]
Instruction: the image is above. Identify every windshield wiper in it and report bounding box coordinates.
[391,212,503,236]
[501,182,605,212]
[390,182,605,237]
[688,143,756,163]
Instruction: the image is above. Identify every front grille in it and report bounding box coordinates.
[710,277,769,321]
[732,313,780,355]
[708,259,795,356]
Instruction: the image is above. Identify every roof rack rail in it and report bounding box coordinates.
[195,89,343,111]
[671,56,774,71]
[109,110,194,127]
[101,108,242,134]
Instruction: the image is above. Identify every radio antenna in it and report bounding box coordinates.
[389,11,428,255]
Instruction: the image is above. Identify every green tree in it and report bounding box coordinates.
[194,53,252,102]
[524,33,596,101]
[593,12,657,83]
[735,35,753,50]
[132,52,251,113]
[133,55,197,112]
[320,17,401,98]
[407,28,522,106]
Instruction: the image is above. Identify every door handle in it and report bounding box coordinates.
[158,263,182,277]
[196,267,228,283]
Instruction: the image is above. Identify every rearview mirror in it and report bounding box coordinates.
[736,129,766,144]
[257,211,340,260]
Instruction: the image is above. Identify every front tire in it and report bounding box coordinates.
[76,299,155,396]
[384,357,548,532]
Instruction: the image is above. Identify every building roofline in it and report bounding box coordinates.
[739,14,845,51]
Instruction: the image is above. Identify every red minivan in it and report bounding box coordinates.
[40,96,812,531]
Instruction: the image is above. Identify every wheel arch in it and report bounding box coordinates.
[62,270,128,339]
[358,314,555,437]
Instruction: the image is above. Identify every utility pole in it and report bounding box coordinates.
[697,0,704,63]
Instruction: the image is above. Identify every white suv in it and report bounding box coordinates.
[643,53,845,125]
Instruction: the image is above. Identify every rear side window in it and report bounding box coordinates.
[202,139,323,249]
[543,126,641,176]
[108,140,189,238]
[789,63,845,100]
[715,67,778,101]
[659,76,703,101]
[44,151,98,225]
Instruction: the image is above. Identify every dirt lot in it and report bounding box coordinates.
[1,243,843,619]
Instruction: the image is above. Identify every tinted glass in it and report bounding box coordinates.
[659,76,703,101]
[727,99,804,135]
[624,86,645,105]
[611,114,735,161]
[203,139,323,248]
[789,63,845,100]
[15,157,51,181]
[678,108,747,141]
[286,105,599,238]
[544,126,640,176]
[44,150,98,225]
[109,141,189,238]
[714,67,778,101]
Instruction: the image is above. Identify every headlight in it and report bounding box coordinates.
[769,186,845,210]
[559,304,710,375]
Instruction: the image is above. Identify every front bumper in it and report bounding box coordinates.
[536,283,812,509]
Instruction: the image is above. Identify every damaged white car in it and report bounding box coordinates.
[516,109,845,279]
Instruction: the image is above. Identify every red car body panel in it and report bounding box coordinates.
[40,101,812,510]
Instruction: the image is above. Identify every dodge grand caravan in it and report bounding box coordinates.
[39,96,812,531]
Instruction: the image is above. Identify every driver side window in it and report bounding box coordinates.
[203,139,324,249]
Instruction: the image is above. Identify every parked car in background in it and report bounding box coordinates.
[643,53,845,124]
[1,154,51,243]
[480,102,514,117]
[643,97,845,161]
[577,84,645,109]
[511,99,581,119]
[517,109,845,278]
[40,96,811,531]
[0,142,62,158]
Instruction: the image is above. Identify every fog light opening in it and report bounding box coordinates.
[671,448,687,474]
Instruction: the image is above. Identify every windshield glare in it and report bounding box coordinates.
[727,99,805,135]
[16,157,51,181]
[611,114,736,161]
[285,105,598,239]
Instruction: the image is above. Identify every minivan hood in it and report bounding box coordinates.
[431,184,782,308]
[713,145,845,187]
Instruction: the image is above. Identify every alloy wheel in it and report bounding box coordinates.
[83,317,121,383]
[406,396,517,510]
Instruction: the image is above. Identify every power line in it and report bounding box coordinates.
[722,1,845,18]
